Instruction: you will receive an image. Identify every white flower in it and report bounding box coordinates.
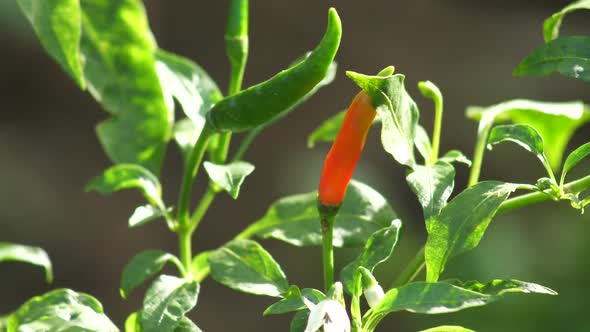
[304,298,351,332]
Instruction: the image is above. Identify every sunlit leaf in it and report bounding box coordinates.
[141,275,199,332]
[0,243,52,283]
[264,286,325,316]
[191,251,211,282]
[425,181,519,282]
[419,326,475,332]
[120,250,184,298]
[439,150,471,167]
[561,142,590,184]
[406,161,455,220]
[203,161,255,199]
[543,0,590,42]
[208,239,289,297]
[240,180,397,247]
[414,125,432,163]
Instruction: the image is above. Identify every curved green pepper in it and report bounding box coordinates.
[207,8,342,132]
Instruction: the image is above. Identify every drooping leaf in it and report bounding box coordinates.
[425,181,519,282]
[307,110,346,148]
[141,275,199,332]
[514,36,590,83]
[420,326,475,332]
[208,239,289,297]
[373,279,554,316]
[439,150,471,167]
[240,180,397,247]
[543,0,590,42]
[0,243,52,283]
[347,70,419,167]
[17,0,84,88]
[86,164,164,208]
[414,125,432,163]
[203,161,255,199]
[156,49,222,141]
[8,289,118,331]
[128,204,170,228]
[191,251,211,282]
[487,124,553,178]
[264,286,325,316]
[120,250,184,298]
[290,309,310,332]
[466,99,589,170]
[80,0,170,173]
[340,220,402,294]
[406,161,455,220]
[561,142,590,184]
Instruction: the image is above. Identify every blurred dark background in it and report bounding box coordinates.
[1,1,590,331]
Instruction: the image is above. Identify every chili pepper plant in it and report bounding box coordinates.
[2,1,590,331]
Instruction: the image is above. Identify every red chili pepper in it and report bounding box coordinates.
[318,91,376,208]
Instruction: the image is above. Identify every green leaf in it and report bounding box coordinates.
[141,275,199,332]
[173,118,197,158]
[414,125,432,163]
[128,204,169,228]
[0,316,7,330]
[241,180,397,247]
[543,0,590,42]
[439,150,471,167]
[448,279,557,296]
[174,317,203,332]
[487,124,553,178]
[341,220,402,294]
[155,49,222,138]
[0,243,52,283]
[420,326,475,332]
[120,250,184,298]
[191,251,211,283]
[347,71,419,167]
[80,0,170,173]
[307,110,346,148]
[290,309,310,332]
[124,312,140,332]
[561,142,590,184]
[425,181,519,282]
[17,0,84,88]
[406,161,455,220]
[466,99,589,170]
[514,36,590,83]
[207,9,340,132]
[86,164,164,208]
[203,161,255,199]
[374,279,554,316]
[9,289,118,331]
[208,239,289,297]
[264,286,325,316]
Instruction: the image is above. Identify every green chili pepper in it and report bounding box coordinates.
[207,8,342,132]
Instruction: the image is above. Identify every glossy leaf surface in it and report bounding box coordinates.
[544,0,590,42]
[514,36,590,83]
[241,180,397,247]
[466,99,588,170]
[425,182,518,282]
[141,275,199,332]
[264,286,325,316]
[120,250,184,298]
[406,161,455,220]
[208,239,289,297]
[0,243,52,283]
[203,161,255,199]
[17,0,84,88]
[347,71,419,167]
[8,289,118,331]
[561,142,590,183]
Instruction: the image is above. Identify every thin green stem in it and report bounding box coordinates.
[429,93,443,165]
[321,215,335,292]
[467,120,493,187]
[179,230,193,276]
[391,173,590,290]
[232,126,262,162]
[189,185,218,233]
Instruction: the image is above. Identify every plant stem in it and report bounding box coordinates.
[429,91,443,165]
[321,214,335,292]
[467,120,493,187]
[189,185,218,232]
[391,173,590,289]
[232,126,262,162]
[179,230,193,276]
